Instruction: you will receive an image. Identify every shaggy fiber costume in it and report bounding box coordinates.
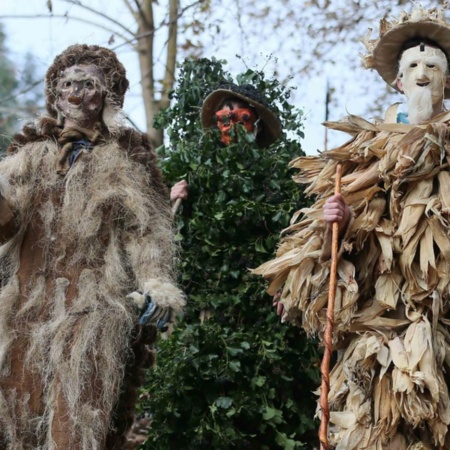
[0,44,184,449]
[254,6,450,450]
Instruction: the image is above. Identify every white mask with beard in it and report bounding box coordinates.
[397,45,448,124]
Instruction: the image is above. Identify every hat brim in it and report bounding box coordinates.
[201,89,282,148]
[372,21,450,98]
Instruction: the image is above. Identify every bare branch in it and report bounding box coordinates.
[61,0,135,36]
[122,0,136,19]
[123,113,143,132]
[0,14,132,43]
[112,0,203,51]
[132,0,148,27]
[0,105,44,114]
[0,79,44,105]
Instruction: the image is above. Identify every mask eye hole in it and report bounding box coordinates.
[215,109,235,125]
[426,64,435,68]
[410,63,418,68]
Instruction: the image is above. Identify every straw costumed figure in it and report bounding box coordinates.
[254,5,450,449]
[0,44,185,449]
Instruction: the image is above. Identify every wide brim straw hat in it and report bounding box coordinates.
[201,84,282,148]
[362,5,450,98]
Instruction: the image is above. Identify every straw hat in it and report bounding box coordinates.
[201,83,282,148]
[362,5,450,98]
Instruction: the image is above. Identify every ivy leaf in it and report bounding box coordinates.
[263,406,283,424]
[227,347,243,356]
[215,396,233,409]
[229,360,241,372]
[252,376,266,387]
[275,431,302,450]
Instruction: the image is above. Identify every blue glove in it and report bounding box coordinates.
[137,292,173,331]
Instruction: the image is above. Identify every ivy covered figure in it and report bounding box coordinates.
[142,58,320,449]
[0,44,185,449]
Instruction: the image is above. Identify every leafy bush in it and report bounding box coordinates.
[142,58,320,449]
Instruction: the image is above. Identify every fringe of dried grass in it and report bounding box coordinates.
[0,139,182,448]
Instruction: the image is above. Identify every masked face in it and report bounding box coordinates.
[397,45,448,105]
[56,64,106,129]
[215,100,257,145]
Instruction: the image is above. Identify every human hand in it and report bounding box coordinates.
[127,280,185,331]
[127,291,173,331]
[323,194,350,233]
[273,291,284,317]
[170,180,188,203]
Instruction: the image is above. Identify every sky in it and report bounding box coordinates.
[0,0,389,155]
[1,0,147,132]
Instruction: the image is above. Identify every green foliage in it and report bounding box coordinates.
[143,58,319,449]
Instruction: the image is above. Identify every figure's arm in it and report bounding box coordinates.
[122,131,186,328]
[124,221,185,330]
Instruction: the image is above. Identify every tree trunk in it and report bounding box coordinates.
[136,0,178,149]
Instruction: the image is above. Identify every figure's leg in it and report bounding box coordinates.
[106,325,156,450]
[48,359,110,450]
[50,377,109,450]
[50,385,79,450]
[46,307,136,450]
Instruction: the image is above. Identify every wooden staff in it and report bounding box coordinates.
[171,197,182,216]
[319,163,342,450]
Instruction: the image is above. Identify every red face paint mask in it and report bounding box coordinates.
[215,107,257,145]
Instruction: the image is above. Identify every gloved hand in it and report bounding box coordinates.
[127,291,172,331]
[127,279,186,332]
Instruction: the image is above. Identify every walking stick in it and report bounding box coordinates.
[171,198,182,216]
[318,163,342,450]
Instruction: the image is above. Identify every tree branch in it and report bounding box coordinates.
[0,14,132,43]
[112,0,202,51]
[122,0,136,19]
[0,79,44,105]
[132,0,148,27]
[61,0,135,37]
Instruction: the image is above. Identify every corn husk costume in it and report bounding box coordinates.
[0,45,185,449]
[254,6,450,449]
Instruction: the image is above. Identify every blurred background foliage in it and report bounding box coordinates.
[0,24,43,154]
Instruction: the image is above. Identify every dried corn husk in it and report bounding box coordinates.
[252,111,450,447]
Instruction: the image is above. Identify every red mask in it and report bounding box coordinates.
[215,107,257,145]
